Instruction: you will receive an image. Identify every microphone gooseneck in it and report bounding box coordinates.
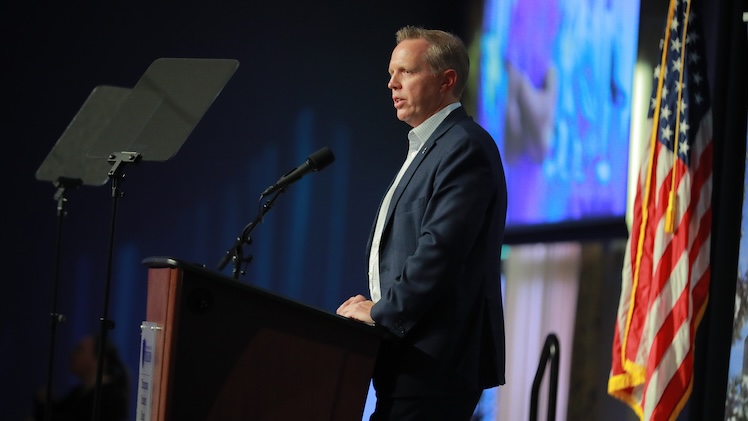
[261,147,335,197]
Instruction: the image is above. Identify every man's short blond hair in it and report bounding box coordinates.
[395,26,470,99]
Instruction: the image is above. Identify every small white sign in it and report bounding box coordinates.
[136,322,159,421]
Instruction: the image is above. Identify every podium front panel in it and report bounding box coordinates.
[144,261,381,421]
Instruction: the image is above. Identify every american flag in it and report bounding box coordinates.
[608,0,713,419]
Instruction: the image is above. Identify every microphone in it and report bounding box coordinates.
[261,147,335,197]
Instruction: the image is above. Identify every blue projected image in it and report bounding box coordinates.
[724,127,748,418]
[477,0,640,227]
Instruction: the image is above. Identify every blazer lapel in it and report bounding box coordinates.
[381,107,467,231]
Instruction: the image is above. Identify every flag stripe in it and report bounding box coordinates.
[608,0,712,419]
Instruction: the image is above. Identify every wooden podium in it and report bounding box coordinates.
[140,257,382,421]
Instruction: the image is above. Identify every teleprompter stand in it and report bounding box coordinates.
[35,58,239,421]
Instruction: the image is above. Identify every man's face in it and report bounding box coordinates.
[388,38,445,128]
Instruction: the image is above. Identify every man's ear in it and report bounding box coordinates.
[440,69,457,93]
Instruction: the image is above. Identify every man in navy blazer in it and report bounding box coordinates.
[337,26,507,420]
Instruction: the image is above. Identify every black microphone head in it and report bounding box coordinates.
[308,147,335,171]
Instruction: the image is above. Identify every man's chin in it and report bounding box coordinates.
[396,111,412,125]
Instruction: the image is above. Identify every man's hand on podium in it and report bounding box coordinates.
[337,294,375,325]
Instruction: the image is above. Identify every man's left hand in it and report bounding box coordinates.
[336,294,375,325]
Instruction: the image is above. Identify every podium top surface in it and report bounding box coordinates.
[142,256,387,339]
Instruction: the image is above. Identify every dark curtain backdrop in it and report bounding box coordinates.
[2,2,471,419]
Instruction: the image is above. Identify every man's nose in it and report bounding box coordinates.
[387,75,399,89]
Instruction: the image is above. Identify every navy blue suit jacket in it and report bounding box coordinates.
[368,107,507,396]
